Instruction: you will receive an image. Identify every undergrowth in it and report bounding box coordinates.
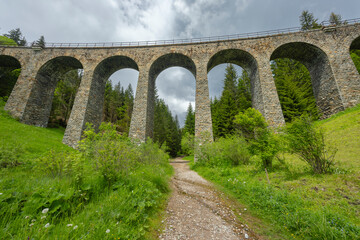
[191,106,360,240]
[0,101,173,239]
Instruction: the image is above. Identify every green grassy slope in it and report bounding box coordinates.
[0,36,17,46]
[193,104,360,240]
[0,101,73,161]
[0,100,172,239]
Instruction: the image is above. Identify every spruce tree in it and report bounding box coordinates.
[4,28,27,46]
[271,58,319,122]
[236,70,252,112]
[299,10,321,30]
[211,64,239,138]
[183,103,195,135]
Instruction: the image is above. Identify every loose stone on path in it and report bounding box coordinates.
[159,158,258,240]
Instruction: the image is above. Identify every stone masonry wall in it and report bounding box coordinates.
[1,23,359,147]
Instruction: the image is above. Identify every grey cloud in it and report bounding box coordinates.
[1,0,359,126]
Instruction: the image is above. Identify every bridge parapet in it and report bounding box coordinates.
[1,21,359,147]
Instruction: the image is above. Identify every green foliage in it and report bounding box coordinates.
[192,104,360,239]
[329,12,346,25]
[271,58,319,122]
[32,35,45,48]
[211,64,252,139]
[234,108,279,169]
[236,70,252,111]
[49,69,82,127]
[350,50,360,74]
[193,165,360,240]
[285,116,336,174]
[0,68,21,99]
[153,94,181,157]
[0,144,24,168]
[299,10,321,30]
[0,36,17,46]
[181,132,195,155]
[196,135,250,167]
[0,108,172,239]
[234,108,267,139]
[0,99,74,161]
[4,28,27,46]
[103,80,134,135]
[183,103,195,135]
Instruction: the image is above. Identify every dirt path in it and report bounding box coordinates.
[159,158,259,240]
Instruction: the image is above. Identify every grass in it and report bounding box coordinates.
[0,100,74,162]
[191,104,360,240]
[0,100,173,239]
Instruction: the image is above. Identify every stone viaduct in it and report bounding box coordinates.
[1,23,360,148]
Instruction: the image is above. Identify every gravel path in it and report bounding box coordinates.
[159,158,259,240]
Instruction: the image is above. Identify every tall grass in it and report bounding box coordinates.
[192,105,360,239]
[0,100,173,239]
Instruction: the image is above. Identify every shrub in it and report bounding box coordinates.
[0,144,23,168]
[181,132,194,155]
[35,150,85,186]
[285,116,336,174]
[196,136,250,167]
[234,108,279,169]
[79,122,169,185]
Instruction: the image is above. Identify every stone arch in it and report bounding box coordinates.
[93,55,139,82]
[0,55,21,99]
[207,49,263,115]
[22,56,83,127]
[89,56,139,130]
[350,35,360,50]
[350,35,360,74]
[149,53,196,82]
[144,53,196,138]
[270,42,344,118]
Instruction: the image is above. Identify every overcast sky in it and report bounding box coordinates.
[1,0,359,126]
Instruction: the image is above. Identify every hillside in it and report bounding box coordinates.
[0,99,172,239]
[192,104,360,239]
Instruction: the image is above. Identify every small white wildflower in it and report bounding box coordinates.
[106,229,110,233]
[0,193,3,195]
[25,216,29,219]
[116,222,119,225]
[29,223,34,227]
[44,223,50,228]
[67,224,73,227]
[73,225,78,230]
[244,208,247,211]
[31,219,36,222]
[41,216,46,219]
[42,208,49,214]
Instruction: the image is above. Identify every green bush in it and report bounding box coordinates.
[79,123,169,185]
[0,144,24,168]
[285,116,336,174]
[196,135,250,167]
[0,121,172,239]
[181,132,194,155]
[234,108,280,169]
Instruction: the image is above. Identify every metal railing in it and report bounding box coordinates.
[2,18,360,49]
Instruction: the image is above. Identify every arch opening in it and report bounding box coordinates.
[0,55,21,101]
[270,42,344,119]
[147,53,196,156]
[102,68,138,135]
[350,36,360,75]
[207,49,256,139]
[22,56,83,127]
[91,56,139,135]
